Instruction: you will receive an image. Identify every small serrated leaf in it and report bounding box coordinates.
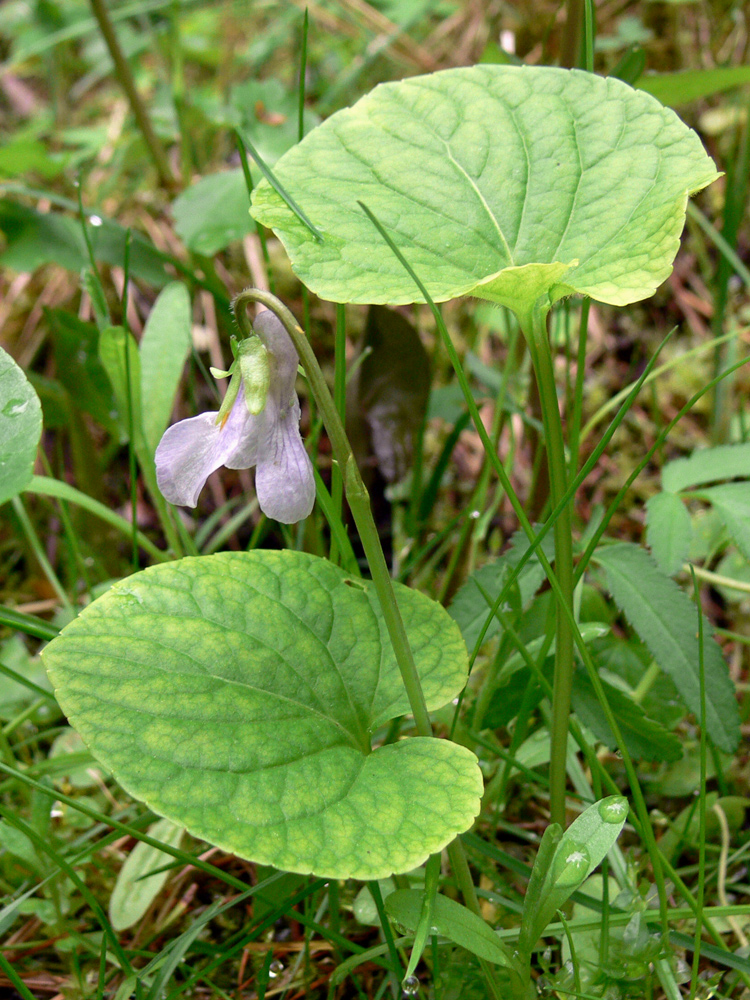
[595,543,739,752]
[662,443,750,493]
[697,482,750,561]
[571,666,682,763]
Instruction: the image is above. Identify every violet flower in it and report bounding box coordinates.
[155,310,315,523]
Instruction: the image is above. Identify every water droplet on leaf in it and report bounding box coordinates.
[402,975,419,995]
[599,797,627,824]
[2,398,28,417]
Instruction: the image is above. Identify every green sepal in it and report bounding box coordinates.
[237,337,271,415]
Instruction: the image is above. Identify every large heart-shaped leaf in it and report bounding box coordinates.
[43,550,481,879]
[251,66,718,313]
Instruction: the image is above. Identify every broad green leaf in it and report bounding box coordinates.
[172,170,256,256]
[139,283,192,455]
[645,490,692,575]
[595,543,739,751]
[43,550,481,879]
[0,199,169,287]
[0,345,43,506]
[523,797,628,948]
[449,528,556,651]
[662,443,750,493]
[251,66,718,313]
[109,818,185,931]
[696,483,750,561]
[385,889,516,968]
[636,67,750,108]
[0,136,69,179]
[570,666,682,763]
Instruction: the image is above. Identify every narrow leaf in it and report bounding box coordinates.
[98,326,144,447]
[528,797,628,946]
[385,889,516,968]
[517,823,562,958]
[109,818,185,931]
[139,282,192,455]
[636,67,750,108]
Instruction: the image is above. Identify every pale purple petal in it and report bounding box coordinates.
[155,390,259,507]
[223,382,262,469]
[255,396,316,523]
[253,310,299,402]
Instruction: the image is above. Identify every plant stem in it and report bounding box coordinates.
[88,0,176,190]
[560,0,583,68]
[330,303,347,563]
[521,304,575,829]
[233,289,432,737]
[234,289,507,999]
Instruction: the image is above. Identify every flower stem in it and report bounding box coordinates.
[87,0,176,191]
[520,304,575,830]
[235,291,508,1000]
[233,289,432,737]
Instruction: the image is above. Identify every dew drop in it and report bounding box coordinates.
[552,839,590,886]
[268,959,283,979]
[3,398,29,417]
[599,796,628,824]
[402,975,419,995]
[90,214,103,227]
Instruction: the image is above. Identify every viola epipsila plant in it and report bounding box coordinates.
[3,20,749,998]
